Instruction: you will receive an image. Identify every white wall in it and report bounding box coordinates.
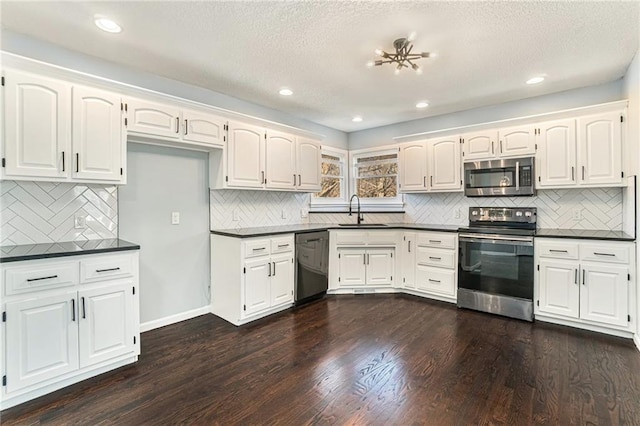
[348,80,625,149]
[0,30,349,150]
[118,143,210,325]
[623,49,640,348]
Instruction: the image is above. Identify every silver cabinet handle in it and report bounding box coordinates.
[27,275,58,282]
[582,269,586,285]
[76,153,79,173]
[62,151,65,172]
[574,269,578,284]
[272,262,276,276]
[430,176,433,187]
[277,244,289,248]
[593,252,615,257]
[423,176,426,187]
[184,119,188,135]
[262,171,265,184]
[571,166,575,181]
[96,267,120,273]
[268,262,271,277]
[176,117,180,134]
[429,256,441,261]
[252,247,266,252]
[408,241,411,253]
[81,297,86,319]
[500,140,503,153]
[428,279,441,283]
[298,174,301,186]
[491,141,494,155]
[71,299,76,322]
[429,240,441,244]
[549,249,568,253]
[363,254,366,265]
[582,166,585,180]
[293,174,296,186]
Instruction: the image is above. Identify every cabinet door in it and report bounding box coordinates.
[4,69,70,179]
[5,290,79,393]
[537,119,577,187]
[127,98,180,139]
[581,264,628,327]
[537,260,579,319]
[270,253,294,306]
[398,142,427,191]
[243,257,271,316]
[78,283,135,368]
[227,121,265,188]
[72,85,122,181]
[402,234,416,289]
[428,136,461,191]
[498,125,536,157]
[578,112,623,186]
[296,137,322,191]
[366,249,394,286]
[337,249,367,286]
[266,130,296,189]
[182,109,225,147]
[461,131,497,161]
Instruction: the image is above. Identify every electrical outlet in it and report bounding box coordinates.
[300,209,308,218]
[572,209,582,221]
[74,215,86,229]
[281,209,287,219]
[232,210,239,221]
[171,211,180,225]
[454,209,461,219]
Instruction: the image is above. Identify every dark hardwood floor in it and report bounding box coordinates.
[3,294,640,425]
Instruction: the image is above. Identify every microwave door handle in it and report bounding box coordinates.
[515,161,520,191]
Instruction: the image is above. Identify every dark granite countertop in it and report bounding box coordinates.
[0,239,141,263]
[210,223,460,238]
[534,229,635,241]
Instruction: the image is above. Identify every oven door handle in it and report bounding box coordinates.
[459,233,534,246]
[515,161,520,191]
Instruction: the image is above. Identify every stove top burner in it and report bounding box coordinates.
[467,206,537,234]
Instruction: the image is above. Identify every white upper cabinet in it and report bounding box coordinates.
[399,142,427,192]
[498,124,536,157]
[428,136,461,191]
[266,130,296,189]
[296,137,322,191]
[182,108,225,147]
[537,119,577,187]
[72,85,122,181]
[127,98,180,139]
[577,112,623,186]
[461,131,497,161]
[227,121,265,188]
[3,69,70,179]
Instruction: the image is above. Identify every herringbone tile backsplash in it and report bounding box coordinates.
[210,190,310,229]
[1,181,118,245]
[405,188,623,230]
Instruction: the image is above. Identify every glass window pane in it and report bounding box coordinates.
[356,177,397,198]
[322,162,342,177]
[356,162,397,178]
[356,154,397,164]
[316,177,342,198]
[322,154,341,162]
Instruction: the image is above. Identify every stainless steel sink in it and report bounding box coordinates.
[337,223,388,227]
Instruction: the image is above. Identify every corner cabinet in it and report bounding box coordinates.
[210,234,295,326]
[221,121,321,192]
[2,69,126,184]
[1,251,140,410]
[535,238,635,335]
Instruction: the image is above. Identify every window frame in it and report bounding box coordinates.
[349,145,403,210]
[310,147,349,211]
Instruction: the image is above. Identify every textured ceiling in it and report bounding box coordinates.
[1,1,639,132]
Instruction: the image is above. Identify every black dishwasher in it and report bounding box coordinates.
[295,231,329,305]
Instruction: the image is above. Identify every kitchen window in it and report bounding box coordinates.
[350,147,402,209]
[311,148,348,210]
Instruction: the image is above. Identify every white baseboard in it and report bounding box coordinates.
[140,306,211,333]
[634,334,640,352]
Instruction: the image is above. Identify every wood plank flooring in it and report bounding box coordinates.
[3,295,640,425]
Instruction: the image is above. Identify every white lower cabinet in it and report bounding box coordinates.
[1,251,140,410]
[401,233,416,289]
[535,239,634,333]
[409,231,458,301]
[211,234,294,326]
[336,248,393,288]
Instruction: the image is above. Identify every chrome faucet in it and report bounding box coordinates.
[348,194,364,225]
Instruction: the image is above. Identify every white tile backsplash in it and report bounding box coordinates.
[210,189,310,229]
[0,181,118,245]
[405,187,623,230]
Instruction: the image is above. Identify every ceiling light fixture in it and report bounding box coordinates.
[526,76,545,85]
[352,116,363,123]
[94,15,122,33]
[278,88,293,96]
[416,101,429,109]
[370,34,431,74]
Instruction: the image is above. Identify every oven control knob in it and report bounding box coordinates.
[525,211,532,217]
[471,210,478,216]
[516,211,523,217]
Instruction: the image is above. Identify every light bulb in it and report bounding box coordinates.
[352,116,363,123]
[408,31,417,42]
[416,67,423,75]
[94,15,122,33]
[416,101,429,109]
[394,68,401,76]
[375,48,383,56]
[278,88,293,96]
[366,61,374,68]
[526,76,545,85]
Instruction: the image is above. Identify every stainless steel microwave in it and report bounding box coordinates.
[464,157,536,197]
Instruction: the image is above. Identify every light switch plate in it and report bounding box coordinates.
[281,209,287,219]
[171,211,180,225]
[74,215,86,229]
[572,209,582,221]
[232,210,239,221]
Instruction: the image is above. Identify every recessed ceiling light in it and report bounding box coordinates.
[94,15,122,33]
[352,116,363,122]
[416,101,429,109]
[526,76,545,85]
[278,88,293,96]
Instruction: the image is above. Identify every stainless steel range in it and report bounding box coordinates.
[457,207,536,321]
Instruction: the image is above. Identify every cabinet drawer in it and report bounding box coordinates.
[416,266,456,297]
[367,231,398,246]
[537,241,579,260]
[4,261,79,296]
[335,231,368,246]
[580,243,630,264]
[80,254,135,283]
[416,247,456,269]
[271,236,294,254]
[244,239,271,258]
[416,232,456,249]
